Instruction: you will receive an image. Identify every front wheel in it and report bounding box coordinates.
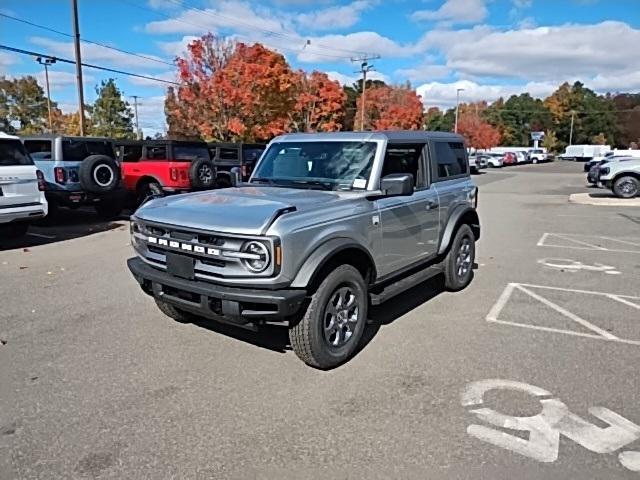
[289,265,367,369]
[137,181,163,206]
[612,175,639,199]
[444,224,476,291]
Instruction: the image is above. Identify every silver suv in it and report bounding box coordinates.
[128,131,480,368]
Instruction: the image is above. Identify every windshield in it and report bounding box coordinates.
[251,141,377,190]
[173,145,210,161]
[0,139,34,166]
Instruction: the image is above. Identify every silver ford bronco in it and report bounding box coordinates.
[128,131,480,369]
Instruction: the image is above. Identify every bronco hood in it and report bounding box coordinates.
[134,186,345,235]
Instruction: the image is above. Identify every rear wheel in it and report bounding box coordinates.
[444,224,476,291]
[137,181,163,205]
[612,175,639,199]
[289,265,367,369]
[155,298,195,323]
[216,175,231,189]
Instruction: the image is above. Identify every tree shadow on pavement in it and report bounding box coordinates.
[187,274,447,361]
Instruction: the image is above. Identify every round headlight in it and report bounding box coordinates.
[242,241,270,272]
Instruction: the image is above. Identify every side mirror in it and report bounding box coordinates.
[230,167,241,187]
[380,173,414,197]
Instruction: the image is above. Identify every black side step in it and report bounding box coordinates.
[369,264,444,306]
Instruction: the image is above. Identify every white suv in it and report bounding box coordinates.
[0,132,48,239]
[598,158,640,198]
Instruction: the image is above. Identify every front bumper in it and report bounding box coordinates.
[128,257,306,326]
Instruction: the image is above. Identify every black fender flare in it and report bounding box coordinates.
[290,238,376,289]
[437,206,480,256]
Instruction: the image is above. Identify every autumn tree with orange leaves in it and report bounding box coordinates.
[456,113,501,149]
[166,35,346,141]
[356,85,423,131]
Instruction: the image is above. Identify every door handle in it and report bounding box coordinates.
[426,200,438,210]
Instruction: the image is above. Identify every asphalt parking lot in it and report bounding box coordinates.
[1,161,639,479]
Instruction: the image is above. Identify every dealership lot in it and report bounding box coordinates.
[1,161,639,479]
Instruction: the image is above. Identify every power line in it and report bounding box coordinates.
[0,45,179,86]
[0,12,175,67]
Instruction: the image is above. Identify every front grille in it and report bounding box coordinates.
[132,220,275,278]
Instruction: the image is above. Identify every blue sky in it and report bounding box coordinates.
[1,0,639,136]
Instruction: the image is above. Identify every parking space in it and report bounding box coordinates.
[1,160,639,478]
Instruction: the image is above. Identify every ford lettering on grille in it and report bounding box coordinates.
[147,236,221,256]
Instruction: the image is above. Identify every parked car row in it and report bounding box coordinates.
[0,133,267,239]
[586,155,640,198]
[468,148,551,172]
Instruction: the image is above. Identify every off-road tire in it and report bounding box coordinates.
[155,298,194,323]
[289,265,367,369]
[444,224,476,292]
[78,155,120,194]
[612,175,639,199]
[137,181,163,206]
[216,175,232,189]
[189,159,216,189]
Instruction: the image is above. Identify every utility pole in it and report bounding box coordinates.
[71,0,86,136]
[351,54,380,131]
[569,111,575,146]
[454,88,465,133]
[131,95,141,139]
[36,56,56,132]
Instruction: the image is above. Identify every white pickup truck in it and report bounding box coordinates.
[0,132,48,239]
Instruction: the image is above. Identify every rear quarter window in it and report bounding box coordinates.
[433,141,468,179]
[24,140,52,159]
[62,140,115,161]
[0,140,34,166]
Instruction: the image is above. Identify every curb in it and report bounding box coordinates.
[569,192,640,207]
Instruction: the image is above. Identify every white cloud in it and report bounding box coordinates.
[411,0,488,25]
[421,22,640,82]
[394,62,450,83]
[29,37,171,70]
[416,79,557,109]
[296,1,371,31]
[135,95,167,137]
[34,70,96,90]
[147,0,179,10]
[157,36,200,58]
[298,31,411,62]
[0,51,20,75]
[145,0,294,36]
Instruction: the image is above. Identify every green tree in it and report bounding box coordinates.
[91,79,134,138]
[612,93,640,147]
[342,78,386,131]
[0,76,50,134]
[423,106,455,131]
[496,94,551,146]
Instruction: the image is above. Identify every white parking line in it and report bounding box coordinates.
[486,283,640,347]
[537,233,640,254]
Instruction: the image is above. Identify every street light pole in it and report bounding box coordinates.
[36,56,56,133]
[131,95,141,139]
[569,111,575,146]
[351,54,380,131]
[454,88,464,133]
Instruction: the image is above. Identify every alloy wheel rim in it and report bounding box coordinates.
[199,165,213,183]
[93,165,114,187]
[456,237,472,279]
[323,286,359,348]
[619,180,637,196]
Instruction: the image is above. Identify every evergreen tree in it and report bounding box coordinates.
[91,79,134,139]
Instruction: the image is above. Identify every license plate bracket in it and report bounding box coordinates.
[166,253,195,280]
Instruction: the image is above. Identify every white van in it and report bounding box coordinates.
[0,132,48,239]
[559,145,612,161]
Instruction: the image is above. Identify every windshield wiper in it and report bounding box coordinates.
[250,177,276,185]
[290,180,334,191]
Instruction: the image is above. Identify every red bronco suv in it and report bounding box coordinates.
[115,140,216,204]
